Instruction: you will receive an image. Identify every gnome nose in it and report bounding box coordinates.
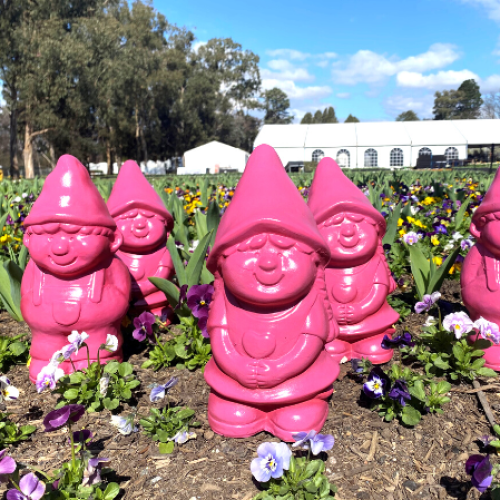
[52,238,69,256]
[258,254,278,272]
[341,223,355,237]
[135,219,147,229]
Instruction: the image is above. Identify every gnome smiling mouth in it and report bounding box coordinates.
[131,226,150,238]
[254,269,284,286]
[50,255,77,267]
[339,233,360,248]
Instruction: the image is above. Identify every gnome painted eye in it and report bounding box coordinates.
[269,234,295,249]
[346,214,364,223]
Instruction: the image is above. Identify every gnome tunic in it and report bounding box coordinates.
[308,157,399,363]
[204,144,339,440]
[20,155,131,382]
[107,160,175,315]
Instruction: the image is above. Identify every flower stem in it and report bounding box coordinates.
[69,424,76,471]
[97,347,102,379]
[85,343,91,371]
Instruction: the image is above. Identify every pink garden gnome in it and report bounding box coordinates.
[21,155,131,383]
[107,160,175,318]
[204,144,339,441]
[308,157,399,364]
[462,168,500,370]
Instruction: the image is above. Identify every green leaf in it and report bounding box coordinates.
[206,201,220,247]
[455,196,471,230]
[401,406,422,426]
[427,245,461,295]
[0,260,23,322]
[103,398,119,411]
[8,342,27,356]
[159,441,175,454]
[409,380,426,401]
[477,367,498,378]
[176,408,195,420]
[194,210,208,240]
[407,244,430,299]
[104,361,120,374]
[149,277,180,308]
[63,389,79,400]
[452,343,465,362]
[166,237,187,286]
[19,425,36,436]
[493,424,500,437]
[185,231,213,287]
[436,381,451,394]
[118,363,133,377]
[103,482,120,500]
[382,202,402,246]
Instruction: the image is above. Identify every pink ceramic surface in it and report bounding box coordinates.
[108,160,175,317]
[462,168,500,370]
[204,144,339,441]
[307,157,399,364]
[21,155,131,383]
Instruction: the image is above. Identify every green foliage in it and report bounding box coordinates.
[386,295,412,319]
[395,110,419,121]
[0,333,29,372]
[262,88,293,124]
[54,361,140,412]
[139,405,200,454]
[0,412,36,447]
[141,318,211,372]
[402,325,497,382]
[0,259,24,322]
[344,114,359,123]
[253,456,337,500]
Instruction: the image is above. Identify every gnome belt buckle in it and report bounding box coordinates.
[52,301,81,326]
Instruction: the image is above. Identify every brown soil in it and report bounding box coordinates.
[0,280,497,500]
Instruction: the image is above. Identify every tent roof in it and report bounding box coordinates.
[184,141,248,156]
[304,123,357,147]
[254,119,500,149]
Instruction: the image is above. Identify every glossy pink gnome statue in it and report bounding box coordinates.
[107,160,175,318]
[462,168,500,370]
[308,157,399,364]
[204,144,339,441]
[21,155,131,383]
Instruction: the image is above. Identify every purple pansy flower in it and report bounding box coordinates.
[461,238,474,251]
[415,292,441,314]
[474,317,500,345]
[0,449,16,477]
[132,311,156,342]
[250,442,292,483]
[175,284,189,310]
[6,472,46,500]
[82,457,110,486]
[72,429,93,444]
[363,368,390,399]
[292,430,335,455]
[197,315,209,338]
[36,364,64,393]
[351,358,363,374]
[403,232,421,245]
[187,284,214,319]
[479,435,494,447]
[381,332,414,350]
[388,379,411,407]
[150,377,178,403]
[434,224,448,235]
[43,405,85,432]
[465,454,493,493]
[443,311,474,339]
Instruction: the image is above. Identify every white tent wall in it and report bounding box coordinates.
[182,141,248,174]
[409,145,468,167]
[274,147,305,166]
[304,147,357,168]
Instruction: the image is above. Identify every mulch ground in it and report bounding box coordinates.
[0,280,498,500]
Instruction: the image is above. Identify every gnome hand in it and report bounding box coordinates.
[255,361,280,389]
[344,304,364,324]
[236,361,259,389]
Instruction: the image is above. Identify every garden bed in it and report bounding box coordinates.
[0,281,495,500]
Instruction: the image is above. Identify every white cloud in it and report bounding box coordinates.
[383,94,435,118]
[336,92,351,99]
[396,69,479,89]
[480,74,500,92]
[192,41,207,52]
[261,78,332,100]
[267,49,311,60]
[262,67,314,83]
[332,44,460,85]
[461,0,500,22]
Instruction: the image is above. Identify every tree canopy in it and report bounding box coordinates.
[433,79,483,120]
[300,106,338,124]
[396,110,419,121]
[344,114,360,123]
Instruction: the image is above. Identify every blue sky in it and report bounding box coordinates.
[156,0,500,121]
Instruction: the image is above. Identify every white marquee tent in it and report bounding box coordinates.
[254,119,500,168]
[179,141,249,175]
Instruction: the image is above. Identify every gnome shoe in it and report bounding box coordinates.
[351,331,394,364]
[267,398,330,442]
[207,392,266,438]
[482,344,500,372]
[325,339,352,363]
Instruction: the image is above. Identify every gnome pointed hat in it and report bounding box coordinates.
[473,167,500,223]
[107,160,173,231]
[207,144,330,272]
[24,155,116,228]
[307,157,386,231]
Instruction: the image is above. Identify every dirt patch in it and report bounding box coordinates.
[0,281,496,500]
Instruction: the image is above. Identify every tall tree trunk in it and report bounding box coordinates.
[140,125,148,164]
[9,89,19,179]
[23,122,35,179]
[106,139,112,176]
[135,104,140,162]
